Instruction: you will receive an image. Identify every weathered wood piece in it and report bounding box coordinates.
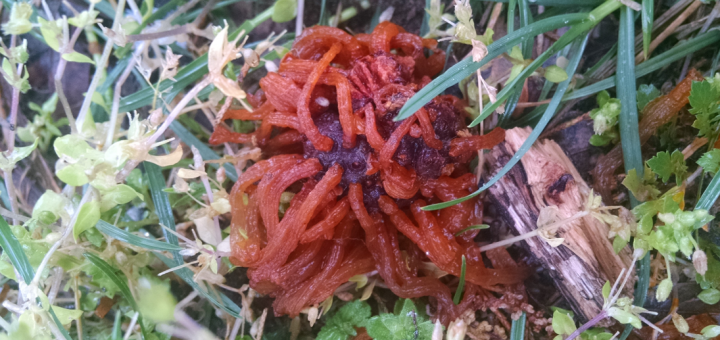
[485,127,635,322]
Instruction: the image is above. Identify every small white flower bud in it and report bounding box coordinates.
[149,109,163,127]
[216,167,226,183]
[693,250,708,276]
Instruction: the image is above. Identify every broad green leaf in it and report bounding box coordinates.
[698,288,720,305]
[73,200,100,242]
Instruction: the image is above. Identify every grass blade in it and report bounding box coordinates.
[455,224,489,236]
[96,220,183,251]
[565,30,720,101]
[0,217,35,283]
[510,311,526,340]
[112,311,123,340]
[395,12,590,121]
[696,173,720,210]
[423,34,589,211]
[145,162,242,317]
[494,0,602,4]
[641,0,653,59]
[0,218,72,340]
[513,29,720,128]
[420,0,431,37]
[318,0,328,26]
[469,0,621,128]
[616,6,643,202]
[500,0,534,127]
[83,253,150,339]
[48,307,73,340]
[453,255,466,304]
[616,7,646,340]
[170,121,238,181]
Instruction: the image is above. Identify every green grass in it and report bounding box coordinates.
[145,162,243,317]
[84,252,151,339]
[423,34,589,211]
[96,220,184,251]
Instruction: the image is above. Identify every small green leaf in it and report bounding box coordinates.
[698,149,720,175]
[544,65,568,83]
[647,150,687,185]
[57,164,90,187]
[608,307,641,329]
[656,278,672,302]
[73,201,100,242]
[38,17,62,52]
[2,2,33,35]
[602,281,611,301]
[99,184,143,212]
[62,52,95,64]
[50,306,83,326]
[32,190,69,224]
[636,84,660,111]
[137,277,176,323]
[317,300,371,340]
[272,0,297,23]
[622,168,659,202]
[551,309,576,335]
[702,325,720,338]
[698,288,720,305]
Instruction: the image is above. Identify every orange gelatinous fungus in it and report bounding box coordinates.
[214,23,521,322]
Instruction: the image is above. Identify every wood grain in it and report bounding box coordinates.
[485,127,634,322]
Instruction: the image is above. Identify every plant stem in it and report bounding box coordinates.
[116,77,211,182]
[55,26,87,135]
[105,50,140,150]
[566,310,608,340]
[30,190,94,288]
[76,0,127,130]
[479,211,589,252]
[5,36,21,223]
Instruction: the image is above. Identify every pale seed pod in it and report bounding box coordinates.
[693,249,708,276]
